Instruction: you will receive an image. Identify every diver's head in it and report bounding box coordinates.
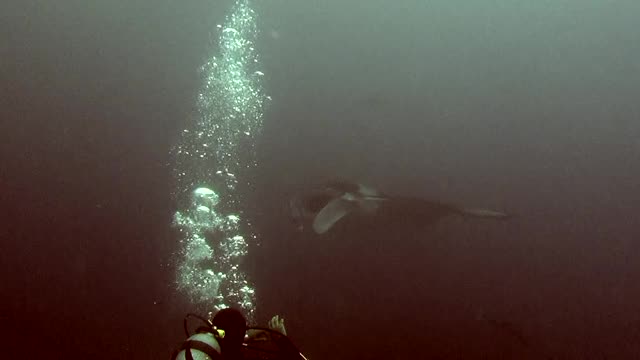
[211,308,247,357]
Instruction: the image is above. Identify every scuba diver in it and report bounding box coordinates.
[172,308,308,360]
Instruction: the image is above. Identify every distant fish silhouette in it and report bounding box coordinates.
[290,179,509,234]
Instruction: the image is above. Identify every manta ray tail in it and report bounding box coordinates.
[457,207,509,219]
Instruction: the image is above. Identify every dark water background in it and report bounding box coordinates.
[2,0,639,358]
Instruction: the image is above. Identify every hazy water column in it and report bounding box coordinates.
[171,0,268,321]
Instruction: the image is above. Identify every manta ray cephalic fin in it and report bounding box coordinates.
[312,194,389,234]
[312,198,358,234]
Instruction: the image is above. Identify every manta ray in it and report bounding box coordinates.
[290,179,509,234]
